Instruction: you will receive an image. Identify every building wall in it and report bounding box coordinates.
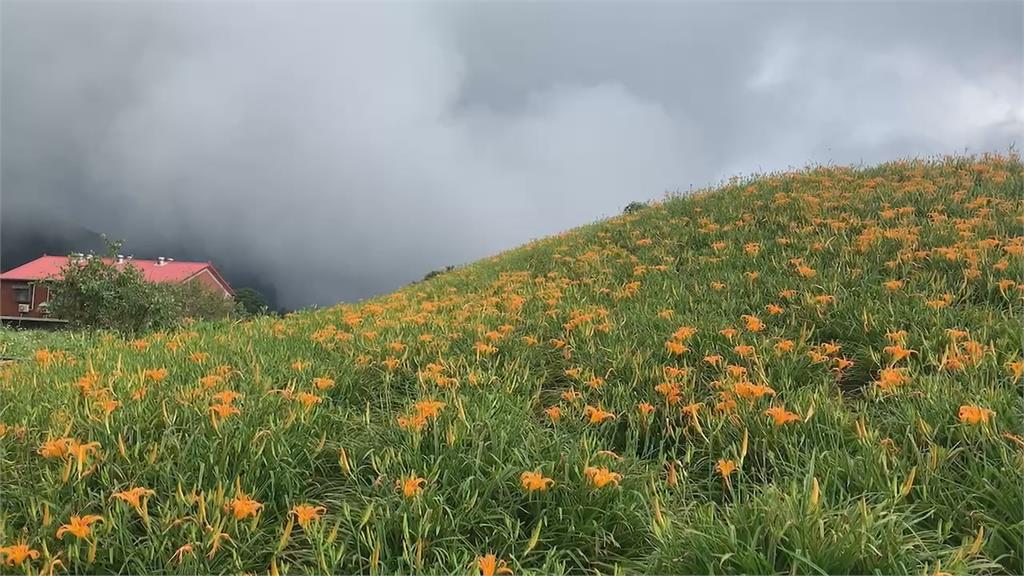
[0,281,50,318]
[186,269,232,297]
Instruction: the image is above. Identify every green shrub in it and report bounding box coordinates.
[42,240,239,333]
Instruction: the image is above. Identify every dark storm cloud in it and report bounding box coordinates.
[2,1,1021,308]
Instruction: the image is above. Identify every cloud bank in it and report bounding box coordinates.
[3,1,1020,307]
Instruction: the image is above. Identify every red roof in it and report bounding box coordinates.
[1,255,234,294]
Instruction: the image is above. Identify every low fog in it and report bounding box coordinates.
[2,2,1021,308]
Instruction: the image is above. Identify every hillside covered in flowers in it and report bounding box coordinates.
[2,155,1022,574]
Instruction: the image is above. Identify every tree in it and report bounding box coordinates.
[43,240,180,334]
[234,287,270,316]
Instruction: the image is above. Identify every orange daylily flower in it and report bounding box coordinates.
[290,504,326,527]
[171,543,195,564]
[665,340,688,355]
[210,402,240,426]
[883,345,916,363]
[741,315,764,332]
[296,392,324,409]
[477,554,513,576]
[38,437,72,459]
[716,459,737,478]
[211,390,241,405]
[56,515,103,539]
[875,368,908,391]
[112,487,155,513]
[520,471,554,492]
[414,400,445,419]
[143,368,168,382]
[544,406,562,422]
[584,466,622,488]
[583,406,616,424]
[398,475,426,498]
[733,381,775,400]
[225,494,263,520]
[0,543,40,567]
[958,405,995,426]
[313,377,336,390]
[560,389,581,402]
[734,345,755,358]
[764,406,801,426]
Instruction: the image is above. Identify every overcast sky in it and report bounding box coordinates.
[2,1,1021,308]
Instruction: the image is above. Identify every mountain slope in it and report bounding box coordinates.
[2,155,1022,574]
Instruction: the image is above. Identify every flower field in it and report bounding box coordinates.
[2,155,1022,574]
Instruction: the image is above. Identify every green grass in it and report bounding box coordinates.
[1,155,1022,574]
[0,327,90,360]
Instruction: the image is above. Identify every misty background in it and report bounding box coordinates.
[2,1,1021,310]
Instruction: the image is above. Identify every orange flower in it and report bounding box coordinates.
[0,543,40,567]
[397,413,428,432]
[290,504,326,528]
[716,459,737,481]
[38,437,71,459]
[560,389,581,402]
[638,402,655,417]
[199,375,223,389]
[209,403,240,428]
[583,406,616,424]
[414,400,445,419]
[665,340,688,355]
[672,326,698,341]
[477,554,513,576]
[398,475,426,498]
[704,354,723,366]
[170,543,194,564]
[520,471,554,492]
[742,315,764,332]
[225,494,262,520]
[143,368,168,382]
[883,279,904,291]
[733,381,775,400]
[210,402,240,419]
[764,406,801,426]
[765,304,784,315]
[1007,360,1024,381]
[296,392,323,409]
[56,515,103,539]
[584,466,622,488]
[795,265,817,278]
[958,405,995,426]
[544,406,562,422]
[211,390,241,405]
[883,345,916,363]
[734,345,755,358]
[313,377,336,390]
[775,339,795,354]
[474,342,498,355]
[112,487,155,513]
[719,328,738,340]
[875,368,908,391]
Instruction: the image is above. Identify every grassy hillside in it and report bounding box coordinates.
[2,155,1022,574]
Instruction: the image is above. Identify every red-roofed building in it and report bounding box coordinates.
[1,254,234,322]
